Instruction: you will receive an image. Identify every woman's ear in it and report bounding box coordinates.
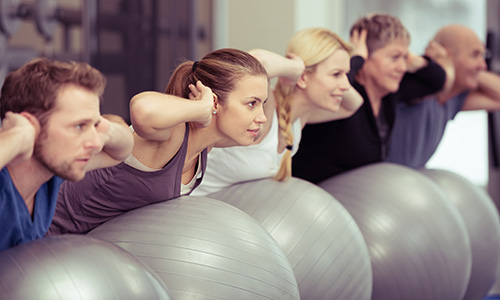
[297,73,308,89]
[20,112,41,137]
[213,93,219,111]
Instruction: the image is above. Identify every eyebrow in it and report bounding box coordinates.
[72,118,99,125]
[245,96,267,103]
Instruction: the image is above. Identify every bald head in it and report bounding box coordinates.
[433,25,481,54]
[433,24,487,92]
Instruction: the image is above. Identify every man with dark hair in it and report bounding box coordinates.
[0,57,133,251]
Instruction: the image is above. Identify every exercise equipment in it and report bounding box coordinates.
[0,0,21,37]
[0,234,171,300]
[319,163,472,300]
[208,177,372,300]
[420,168,500,300]
[0,0,69,40]
[88,196,300,300]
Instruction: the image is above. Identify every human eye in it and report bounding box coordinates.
[332,71,342,78]
[247,101,257,108]
[75,123,86,130]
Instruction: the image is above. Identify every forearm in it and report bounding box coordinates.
[477,71,500,99]
[100,115,134,161]
[248,49,304,82]
[340,88,363,112]
[130,91,207,136]
[0,128,31,169]
[462,71,500,111]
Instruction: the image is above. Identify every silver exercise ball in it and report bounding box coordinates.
[0,235,171,300]
[319,163,472,300]
[208,177,372,300]
[420,168,500,300]
[88,196,300,300]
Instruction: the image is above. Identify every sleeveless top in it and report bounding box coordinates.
[192,110,302,196]
[48,124,207,235]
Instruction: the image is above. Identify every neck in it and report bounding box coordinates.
[357,72,385,117]
[7,159,53,215]
[289,90,314,124]
[437,85,464,105]
[185,124,220,165]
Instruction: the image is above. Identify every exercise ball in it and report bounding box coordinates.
[0,235,171,300]
[88,196,300,300]
[208,177,372,300]
[319,163,472,300]
[420,168,500,300]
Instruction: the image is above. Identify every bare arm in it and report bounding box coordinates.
[462,71,500,111]
[303,88,363,125]
[0,112,36,169]
[129,81,214,141]
[248,48,305,84]
[424,40,455,94]
[86,114,134,170]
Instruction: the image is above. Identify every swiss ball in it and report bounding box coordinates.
[0,235,171,300]
[88,196,300,300]
[420,168,500,300]
[319,163,472,300]
[208,177,372,300]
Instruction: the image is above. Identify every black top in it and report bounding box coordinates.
[292,56,446,183]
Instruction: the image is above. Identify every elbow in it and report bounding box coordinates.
[129,93,156,137]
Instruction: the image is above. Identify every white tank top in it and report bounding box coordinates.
[191,110,302,196]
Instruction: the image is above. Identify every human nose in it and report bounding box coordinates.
[398,58,408,72]
[255,106,267,124]
[340,74,351,91]
[478,58,487,71]
[85,127,104,152]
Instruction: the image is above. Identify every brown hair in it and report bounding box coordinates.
[350,13,410,55]
[274,27,352,181]
[165,48,267,107]
[0,57,106,126]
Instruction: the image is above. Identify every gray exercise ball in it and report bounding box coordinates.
[88,196,300,300]
[319,163,472,300]
[420,168,500,300]
[208,177,372,300]
[0,235,171,300]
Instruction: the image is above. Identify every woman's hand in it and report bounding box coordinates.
[189,80,216,128]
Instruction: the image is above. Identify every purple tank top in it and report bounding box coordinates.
[48,125,207,235]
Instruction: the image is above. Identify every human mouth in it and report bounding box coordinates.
[247,128,260,137]
[76,158,90,167]
[331,95,343,103]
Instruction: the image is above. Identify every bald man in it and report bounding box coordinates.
[386,24,500,168]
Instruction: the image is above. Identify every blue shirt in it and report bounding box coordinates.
[386,92,468,168]
[0,167,63,251]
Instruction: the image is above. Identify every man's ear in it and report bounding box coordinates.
[20,112,41,137]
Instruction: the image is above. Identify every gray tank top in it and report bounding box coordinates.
[48,124,207,235]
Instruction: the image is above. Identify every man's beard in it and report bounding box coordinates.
[33,132,82,181]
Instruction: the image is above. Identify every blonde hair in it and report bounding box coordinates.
[273,27,352,181]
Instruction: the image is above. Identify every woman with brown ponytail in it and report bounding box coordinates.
[192,27,364,196]
[48,48,268,235]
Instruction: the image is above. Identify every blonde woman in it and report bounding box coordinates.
[192,27,363,196]
[293,13,448,183]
